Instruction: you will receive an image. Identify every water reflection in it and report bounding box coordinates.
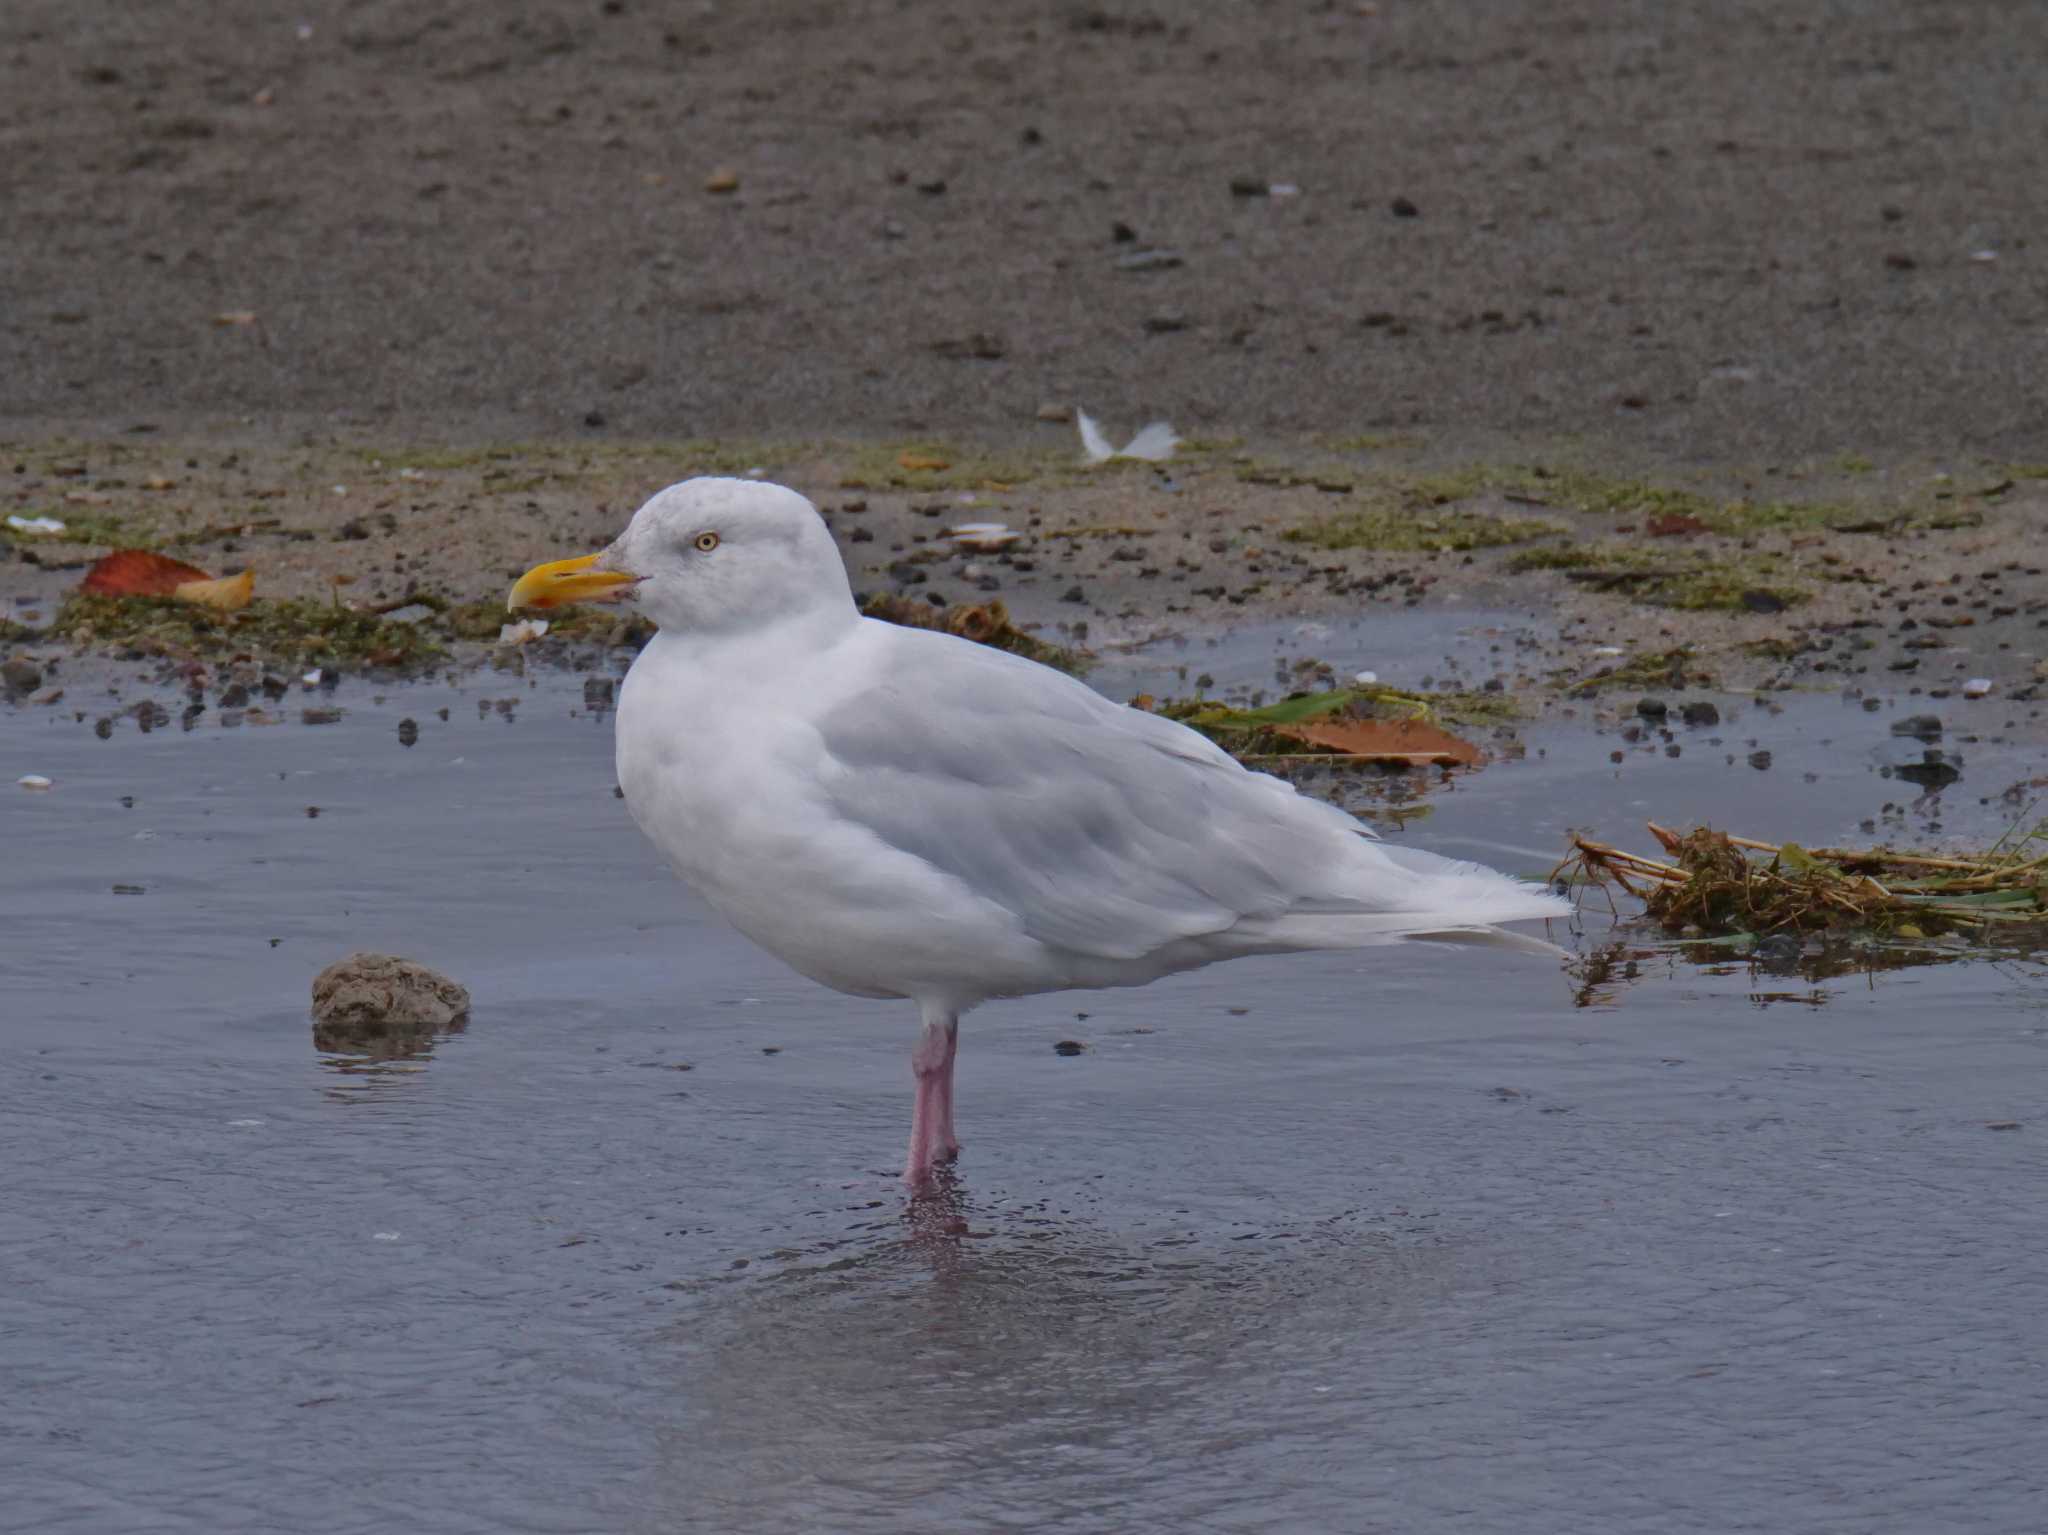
[312,1011,469,1072]
[655,1180,1476,1530]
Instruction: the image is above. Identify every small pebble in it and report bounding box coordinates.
[18,773,53,790]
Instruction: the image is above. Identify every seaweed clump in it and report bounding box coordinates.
[55,594,446,671]
[859,593,1089,673]
[1561,821,2048,943]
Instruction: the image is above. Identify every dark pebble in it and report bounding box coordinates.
[302,706,343,725]
[1680,701,1720,727]
[218,682,250,708]
[396,717,419,747]
[1747,750,1772,770]
[1890,713,1942,739]
[582,677,615,709]
[1389,195,1419,217]
[1229,175,1267,197]
[1636,696,1668,719]
[1739,590,1788,613]
[1053,1040,1086,1056]
[1060,585,1087,604]
[2,658,43,693]
[1896,755,1960,788]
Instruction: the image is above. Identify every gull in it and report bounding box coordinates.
[509,480,1567,1184]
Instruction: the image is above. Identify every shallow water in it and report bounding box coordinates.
[5,653,2046,1534]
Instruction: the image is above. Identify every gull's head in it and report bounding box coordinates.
[507,477,853,635]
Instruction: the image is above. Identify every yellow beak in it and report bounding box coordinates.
[506,552,641,610]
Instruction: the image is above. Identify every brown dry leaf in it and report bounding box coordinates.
[705,167,740,194]
[212,310,259,327]
[898,451,951,472]
[1646,512,1707,537]
[1275,716,1484,767]
[81,549,214,595]
[173,568,255,611]
[142,475,177,491]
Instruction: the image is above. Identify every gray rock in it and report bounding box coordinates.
[2,657,43,693]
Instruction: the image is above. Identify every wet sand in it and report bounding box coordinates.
[4,0,2046,460]
[6,432,2047,740]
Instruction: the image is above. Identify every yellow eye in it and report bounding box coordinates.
[694,531,720,553]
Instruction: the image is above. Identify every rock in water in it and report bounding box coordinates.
[311,952,469,1028]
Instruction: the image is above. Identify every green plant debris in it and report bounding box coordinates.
[1557,648,1710,694]
[1561,817,2048,943]
[0,617,38,643]
[55,594,447,671]
[1361,463,1881,537]
[438,598,652,648]
[1152,683,1519,755]
[859,593,1088,674]
[1505,541,1809,611]
[1286,506,1562,552]
[2,511,134,547]
[1045,524,1158,540]
[1235,459,1357,492]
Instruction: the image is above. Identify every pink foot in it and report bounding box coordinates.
[904,1009,961,1185]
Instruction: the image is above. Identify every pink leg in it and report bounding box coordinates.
[904,1009,961,1185]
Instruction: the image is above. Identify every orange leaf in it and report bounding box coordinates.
[1646,512,1706,537]
[81,549,214,596]
[898,451,951,472]
[1275,716,1484,767]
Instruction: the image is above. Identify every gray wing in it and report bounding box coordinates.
[811,625,1382,960]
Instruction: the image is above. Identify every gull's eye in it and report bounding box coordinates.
[693,531,720,553]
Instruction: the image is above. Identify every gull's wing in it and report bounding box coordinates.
[811,624,1548,963]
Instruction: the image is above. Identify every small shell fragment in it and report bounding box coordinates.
[946,522,1023,552]
[18,774,53,791]
[499,619,550,644]
[1961,677,1993,698]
